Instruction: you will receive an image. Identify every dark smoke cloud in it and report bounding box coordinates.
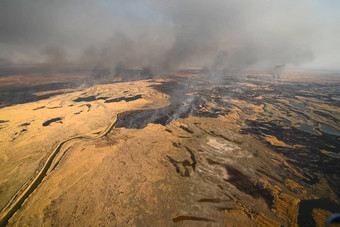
[155,0,318,72]
[0,0,339,73]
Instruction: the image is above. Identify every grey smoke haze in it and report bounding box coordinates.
[0,0,339,72]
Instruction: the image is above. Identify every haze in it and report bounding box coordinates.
[0,0,339,72]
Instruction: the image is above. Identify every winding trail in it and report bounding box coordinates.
[0,114,119,226]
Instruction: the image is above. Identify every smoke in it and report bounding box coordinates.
[156,0,317,72]
[0,0,339,74]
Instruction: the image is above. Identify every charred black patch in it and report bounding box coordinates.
[104,94,142,103]
[73,96,107,102]
[198,198,223,203]
[74,110,83,115]
[224,165,274,208]
[33,106,45,110]
[42,117,63,126]
[243,120,340,153]
[0,82,78,108]
[47,106,62,109]
[172,216,216,223]
[73,95,142,103]
[20,122,30,127]
[73,96,96,102]
[242,119,340,196]
[115,109,170,128]
[298,199,340,227]
[180,125,193,134]
[115,79,230,129]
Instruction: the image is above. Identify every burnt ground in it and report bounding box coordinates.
[242,120,340,184]
[114,74,340,199]
[0,67,157,109]
[2,71,340,226]
[115,78,234,128]
[237,80,340,198]
[73,94,143,103]
[0,82,79,108]
[298,199,340,227]
[116,74,340,224]
[2,71,339,198]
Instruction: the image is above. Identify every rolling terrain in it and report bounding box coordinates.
[0,71,340,226]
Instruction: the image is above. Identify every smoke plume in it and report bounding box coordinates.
[0,0,339,74]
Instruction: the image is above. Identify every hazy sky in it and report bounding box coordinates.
[0,0,339,71]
